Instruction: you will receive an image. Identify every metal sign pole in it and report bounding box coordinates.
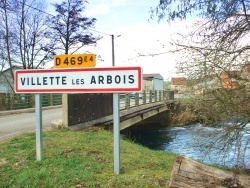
[113,93,120,174]
[112,34,121,174]
[35,94,43,161]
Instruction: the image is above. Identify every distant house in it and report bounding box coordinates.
[220,71,240,89]
[176,66,250,95]
[189,70,242,95]
[189,75,222,95]
[143,73,164,90]
[0,66,21,93]
[171,77,187,93]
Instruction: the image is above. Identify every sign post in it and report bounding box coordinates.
[112,34,121,174]
[113,92,120,174]
[14,66,142,170]
[35,94,42,161]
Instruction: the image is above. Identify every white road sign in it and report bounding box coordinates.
[14,67,142,93]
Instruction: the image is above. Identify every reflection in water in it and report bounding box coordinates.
[122,123,250,168]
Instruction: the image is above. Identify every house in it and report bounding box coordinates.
[177,65,250,95]
[0,66,21,93]
[171,77,187,93]
[143,73,164,90]
[189,75,222,95]
[220,71,240,89]
[187,71,240,95]
[189,70,243,95]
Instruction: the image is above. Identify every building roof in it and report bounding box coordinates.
[220,70,241,79]
[143,73,163,80]
[2,65,22,73]
[143,73,158,78]
[171,77,187,85]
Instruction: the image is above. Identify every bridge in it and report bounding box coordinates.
[65,90,175,131]
[0,90,176,142]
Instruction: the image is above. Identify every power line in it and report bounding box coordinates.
[17,0,111,36]
[88,28,111,36]
[16,0,55,17]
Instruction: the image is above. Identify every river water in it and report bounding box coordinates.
[123,123,250,168]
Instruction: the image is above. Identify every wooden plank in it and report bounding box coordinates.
[169,156,250,188]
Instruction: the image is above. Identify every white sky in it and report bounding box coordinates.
[46,0,194,81]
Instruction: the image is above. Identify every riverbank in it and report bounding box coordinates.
[0,128,176,187]
[171,101,250,126]
[173,95,250,127]
[171,102,198,126]
[1,128,250,187]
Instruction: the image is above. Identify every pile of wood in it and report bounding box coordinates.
[169,156,250,188]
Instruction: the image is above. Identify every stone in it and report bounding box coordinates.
[51,119,64,129]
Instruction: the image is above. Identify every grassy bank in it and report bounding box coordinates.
[0,129,176,187]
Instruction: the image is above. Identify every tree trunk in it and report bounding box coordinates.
[169,156,250,188]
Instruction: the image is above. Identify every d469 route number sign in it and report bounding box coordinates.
[14,67,142,93]
[54,53,96,68]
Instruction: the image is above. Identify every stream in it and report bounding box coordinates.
[123,123,250,168]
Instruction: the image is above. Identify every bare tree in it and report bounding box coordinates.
[152,0,250,168]
[0,0,15,82]
[0,0,56,91]
[0,0,20,92]
[12,0,56,69]
[50,0,98,55]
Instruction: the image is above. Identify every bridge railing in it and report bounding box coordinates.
[0,93,62,111]
[0,90,174,112]
[65,90,174,127]
[119,90,174,109]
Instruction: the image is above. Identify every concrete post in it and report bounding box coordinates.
[49,94,53,106]
[149,90,152,103]
[10,93,14,110]
[143,90,146,104]
[135,93,139,106]
[0,93,6,110]
[159,91,162,101]
[125,93,130,109]
[62,93,68,127]
[31,94,35,108]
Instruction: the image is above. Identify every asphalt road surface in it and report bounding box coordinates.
[0,98,147,143]
[0,108,62,142]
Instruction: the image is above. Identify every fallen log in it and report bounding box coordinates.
[169,156,250,188]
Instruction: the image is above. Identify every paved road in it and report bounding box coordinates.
[0,108,62,142]
[0,98,155,143]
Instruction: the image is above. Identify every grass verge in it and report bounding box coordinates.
[0,129,176,187]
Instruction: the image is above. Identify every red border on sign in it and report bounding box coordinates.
[14,67,142,93]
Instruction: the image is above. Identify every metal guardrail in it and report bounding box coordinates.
[0,90,174,112]
[0,93,62,111]
[119,90,174,109]
[66,90,174,126]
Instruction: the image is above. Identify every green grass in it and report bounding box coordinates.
[177,97,193,104]
[0,129,176,187]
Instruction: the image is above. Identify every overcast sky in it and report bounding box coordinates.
[47,0,193,80]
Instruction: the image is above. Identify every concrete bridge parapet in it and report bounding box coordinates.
[139,109,172,127]
[68,101,174,131]
[119,104,171,130]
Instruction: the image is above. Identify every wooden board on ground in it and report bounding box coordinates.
[169,156,250,188]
